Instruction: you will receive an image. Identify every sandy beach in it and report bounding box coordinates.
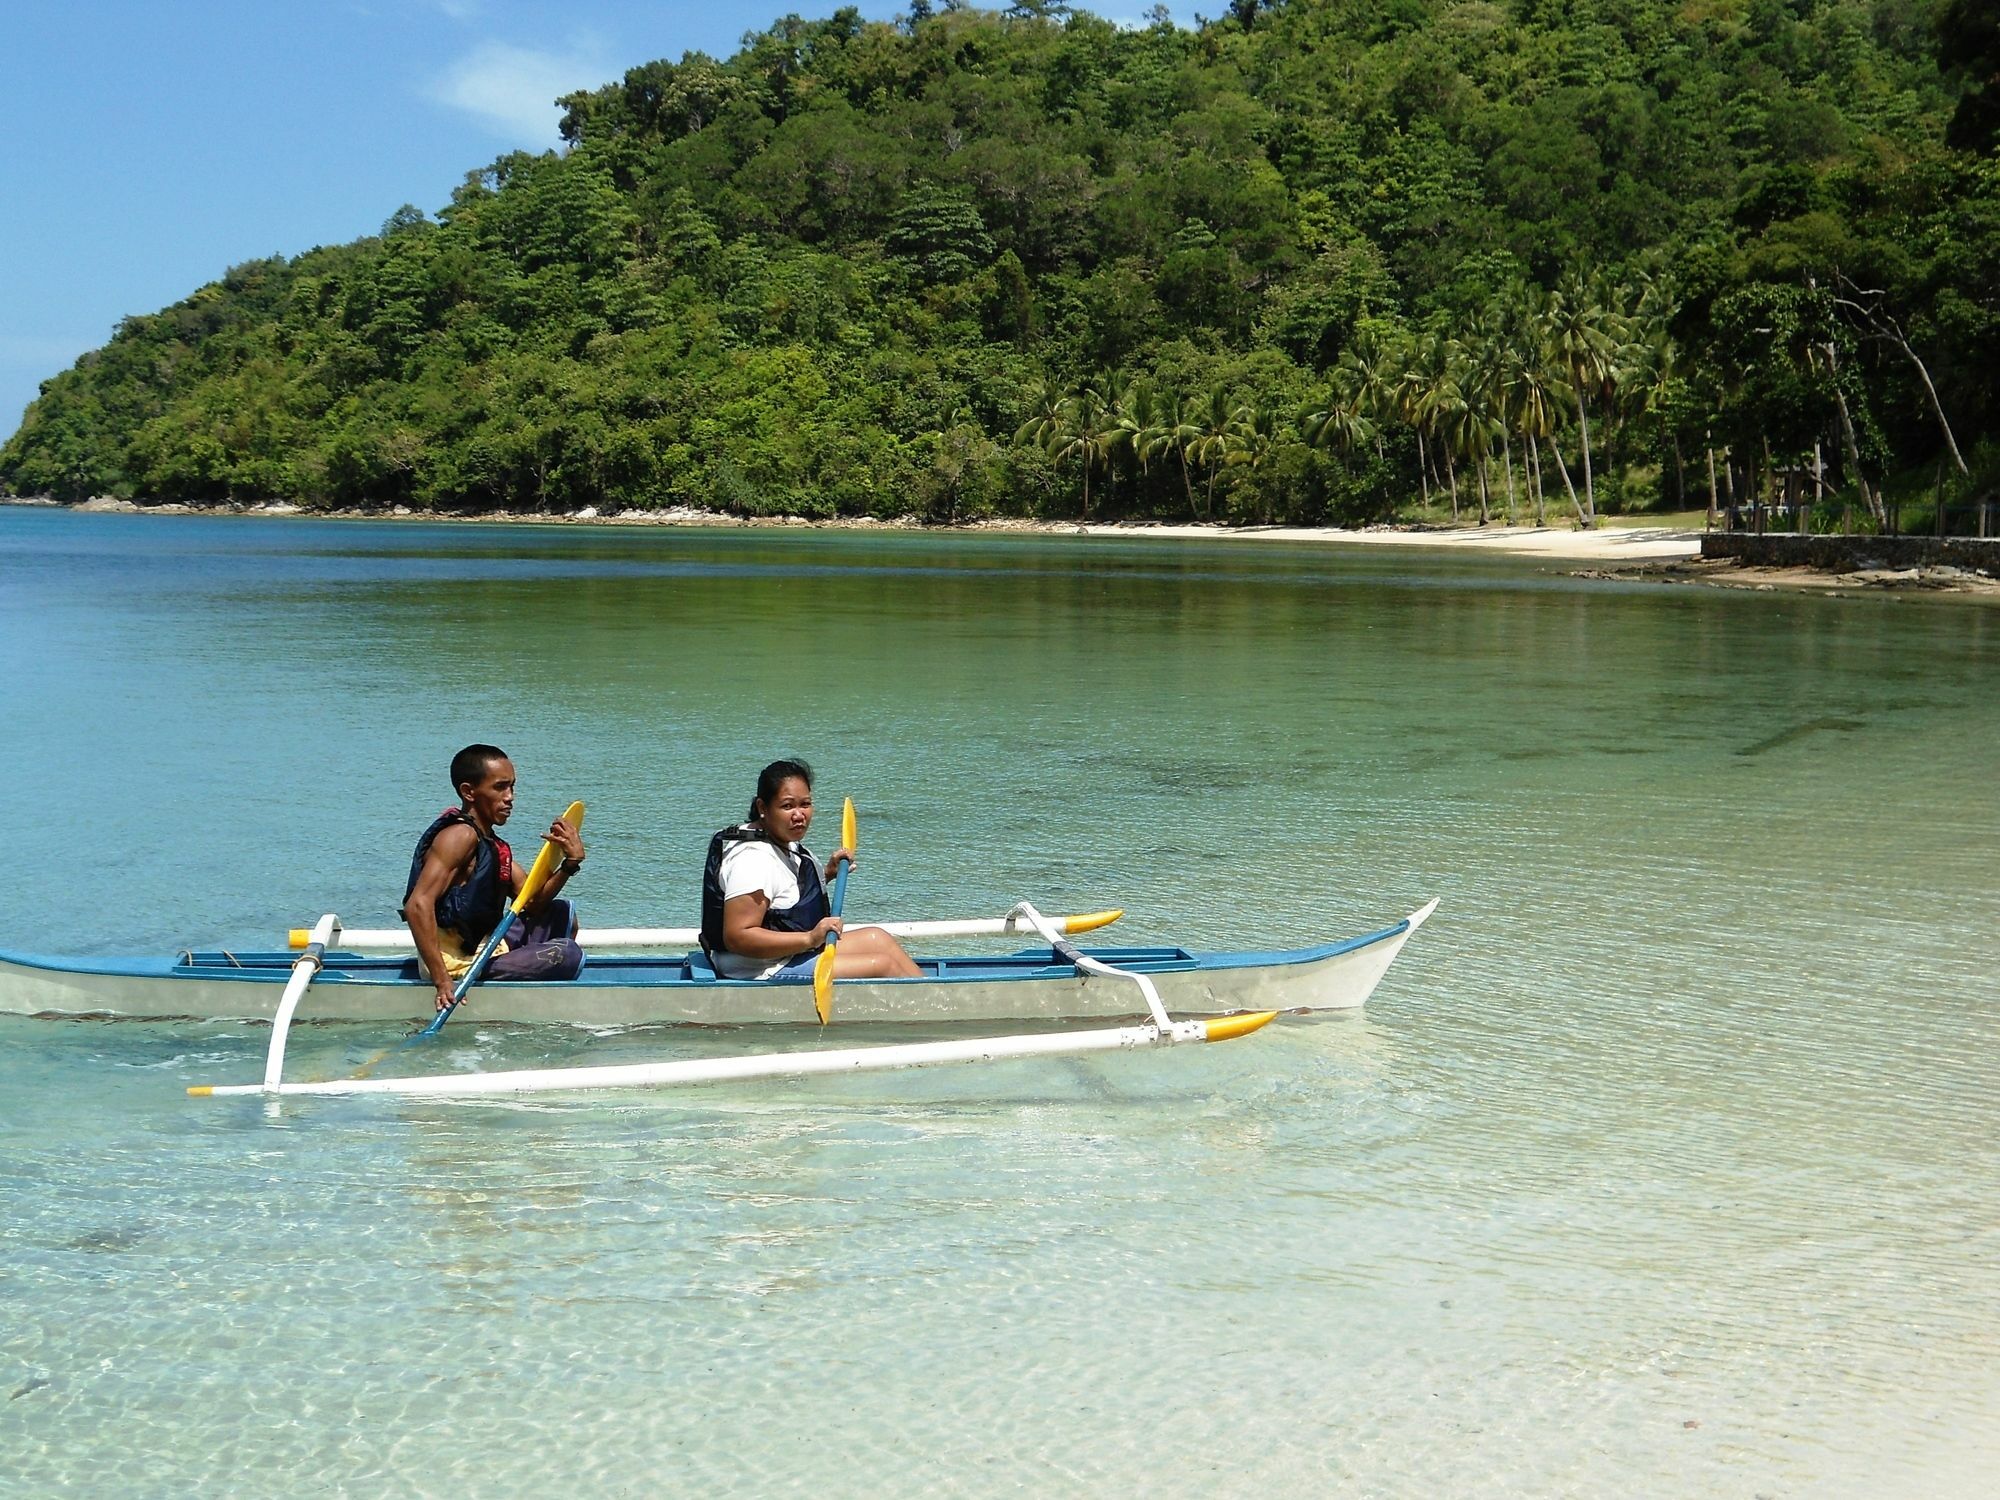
[26,495,1997,593]
[42,494,1702,562]
[1068,518,1704,560]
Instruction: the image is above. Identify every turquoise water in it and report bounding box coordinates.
[2,508,1996,1495]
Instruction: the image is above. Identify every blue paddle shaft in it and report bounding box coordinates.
[829,860,850,924]
[416,920,510,1038]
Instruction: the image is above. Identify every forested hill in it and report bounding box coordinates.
[5,0,1997,526]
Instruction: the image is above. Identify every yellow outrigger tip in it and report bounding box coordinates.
[1203,1010,1278,1043]
[186,1085,214,1097]
[1062,909,1124,935]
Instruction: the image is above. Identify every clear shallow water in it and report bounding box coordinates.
[1,508,1996,1495]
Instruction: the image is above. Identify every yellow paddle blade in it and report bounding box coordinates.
[1062,909,1124,935]
[812,798,856,1027]
[812,942,836,1025]
[511,800,586,915]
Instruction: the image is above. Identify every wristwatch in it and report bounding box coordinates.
[559,857,583,876]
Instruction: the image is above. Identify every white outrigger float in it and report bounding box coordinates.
[0,899,1439,1101]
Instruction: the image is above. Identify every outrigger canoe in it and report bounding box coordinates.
[0,900,1438,1028]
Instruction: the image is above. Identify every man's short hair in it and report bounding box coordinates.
[450,743,508,795]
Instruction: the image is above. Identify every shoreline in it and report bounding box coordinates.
[13,494,1996,595]
[21,493,1702,562]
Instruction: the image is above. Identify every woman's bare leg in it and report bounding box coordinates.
[831,925,922,979]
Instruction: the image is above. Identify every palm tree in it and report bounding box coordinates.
[1545,276,1624,527]
[1502,291,1578,527]
[1299,391,1377,463]
[1409,339,1466,521]
[1227,399,1285,523]
[1188,385,1239,519]
[1141,389,1204,519]
[1331,328,1397,463]
[1393,330,1451,510]
[1456,311,1515,523]
[1012,380,1066,453]
[1103,378,1161,513]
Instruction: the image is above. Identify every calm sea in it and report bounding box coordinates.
[2,507,1995,1496]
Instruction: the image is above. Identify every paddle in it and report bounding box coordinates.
[417,799,585,1039]
[810,797,856,1026]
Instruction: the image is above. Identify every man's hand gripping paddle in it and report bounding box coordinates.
[810,797,856,1026]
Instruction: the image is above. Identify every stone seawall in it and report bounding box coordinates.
[1700,532,2000,574]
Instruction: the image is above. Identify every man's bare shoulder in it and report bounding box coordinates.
[425,821,479,864]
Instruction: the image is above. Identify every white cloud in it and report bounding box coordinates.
[431,41,608,146]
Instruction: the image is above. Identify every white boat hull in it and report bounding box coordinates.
[0,901,1437,1028]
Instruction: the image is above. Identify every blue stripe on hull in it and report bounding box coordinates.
[0,917,1411,992]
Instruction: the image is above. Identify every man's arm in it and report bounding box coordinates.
[513,815,587,917]
[405,823,478,1012]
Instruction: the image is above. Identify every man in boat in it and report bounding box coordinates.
[403,743,587,1011]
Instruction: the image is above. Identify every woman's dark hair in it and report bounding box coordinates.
[751,759,813,818]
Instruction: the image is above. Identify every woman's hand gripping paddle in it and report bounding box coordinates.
[417,800,585,1039]
[810,797,856,1025]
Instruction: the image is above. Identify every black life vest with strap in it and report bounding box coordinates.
[699,825,829,963]
[401,808,513,944]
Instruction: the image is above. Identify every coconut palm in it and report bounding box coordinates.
[1102,377,1162,511]
[1502,293,1578,527]
[1227,398,1286,523]
[1141,389,1205,519]
[1299,391,1377,462]
[1393,329,1451,510]
[1330,327,1397,462]
[1188,384,1239,519]
[1544,276,1624,526]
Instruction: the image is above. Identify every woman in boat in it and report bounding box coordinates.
[701,759,921,981]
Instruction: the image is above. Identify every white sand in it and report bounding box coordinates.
[1067,520,1703,561]
[30,497,1704,562]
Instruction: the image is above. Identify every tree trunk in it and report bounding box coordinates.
[1476,455,1490,525]
[1444,446,1459,521]
[1178,450,1197,520]
[1705,443,1719,530]
[1836,290,1971,476]
[1904,344,1969,476]
[1572,390,1597,526]
[1416,431,1431,508]
[1828,376,1884,526]
[1549,438,1586,526]
[1501,432,1517,524]
[1527,433,1547,525]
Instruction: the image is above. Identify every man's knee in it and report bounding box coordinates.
[491,939,584,981]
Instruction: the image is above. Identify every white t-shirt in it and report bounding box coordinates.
[713,838,816,979]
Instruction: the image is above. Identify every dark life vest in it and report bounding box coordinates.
[401,808,513,944]
[699,825,829,963]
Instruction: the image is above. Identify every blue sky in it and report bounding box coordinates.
[2,1,1187,445]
